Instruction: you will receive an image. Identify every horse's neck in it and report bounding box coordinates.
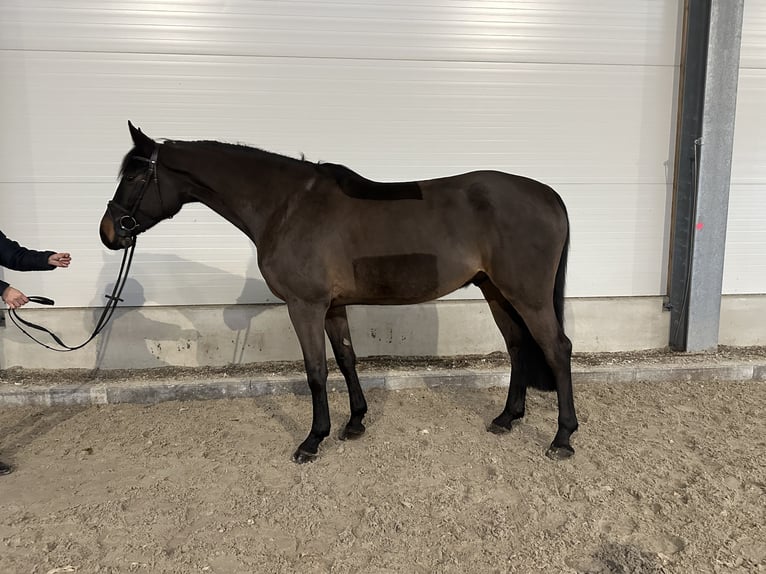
[172,143,300,245]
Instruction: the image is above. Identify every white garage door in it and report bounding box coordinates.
[0,1,680,307]
[727,0,766,295]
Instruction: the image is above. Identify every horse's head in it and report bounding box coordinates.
[100,121,184,250]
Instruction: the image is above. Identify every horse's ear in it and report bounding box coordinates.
[128,120,155,156]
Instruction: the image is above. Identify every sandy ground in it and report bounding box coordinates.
[1,379,765,574]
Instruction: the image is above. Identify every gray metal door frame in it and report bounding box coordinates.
[668,0,745,352]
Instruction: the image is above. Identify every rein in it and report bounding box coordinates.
[8,146,159,352]
[8,241,136,352]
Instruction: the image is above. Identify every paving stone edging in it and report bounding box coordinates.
[1,362,764,408]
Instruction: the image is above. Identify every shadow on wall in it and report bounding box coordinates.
[92,277,198,369]
[220,248,442,363]
[93,248,442,368]
[92,248,261,368]
[221,249,276,364]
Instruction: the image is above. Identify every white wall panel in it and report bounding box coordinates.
[727,0,766,295]
[0,1,679,65]
[0,1,680,308]
[740,0,766,68]
[0,53,678,184]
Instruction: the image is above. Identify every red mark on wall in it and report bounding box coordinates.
[696,222,704,231]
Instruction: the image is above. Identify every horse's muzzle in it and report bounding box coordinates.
[99,213,134,250]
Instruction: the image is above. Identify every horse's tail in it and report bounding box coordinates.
[553,198,570,329]
[523,193,569,392]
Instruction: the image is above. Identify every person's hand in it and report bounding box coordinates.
[48,252,71,268]
[2,286,30,309]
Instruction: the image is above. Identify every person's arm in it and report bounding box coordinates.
[0,232,71,309]
[0,231,56,271]
[0,255,69,308]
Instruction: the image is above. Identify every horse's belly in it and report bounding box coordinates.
[337,252,475,305]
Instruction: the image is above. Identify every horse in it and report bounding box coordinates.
[100,121,578,463]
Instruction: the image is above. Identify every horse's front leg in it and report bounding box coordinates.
[287,299,332,463]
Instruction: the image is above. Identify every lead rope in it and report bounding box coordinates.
[8,241,137,352]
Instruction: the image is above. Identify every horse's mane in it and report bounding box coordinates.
[182,141,422,199]
[182,142,386,186]
[118,139,420,199]
[119,139,314,177]
[174,140,315,173]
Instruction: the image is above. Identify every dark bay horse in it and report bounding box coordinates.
[100,122,578,462]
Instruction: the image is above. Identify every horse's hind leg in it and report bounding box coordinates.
[477,278,533,433]
[325,306,368,440]
[287,299,332,463]
[509,302,578,459]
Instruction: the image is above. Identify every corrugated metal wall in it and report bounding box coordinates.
[727,0,766,294]
[1,1,681,308]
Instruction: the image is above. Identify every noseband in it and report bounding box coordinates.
[107,146,161,239]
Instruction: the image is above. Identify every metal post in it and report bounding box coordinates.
[668,0,711,351]
[668,0,744,352]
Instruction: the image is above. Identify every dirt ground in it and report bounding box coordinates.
[1,376,765,574]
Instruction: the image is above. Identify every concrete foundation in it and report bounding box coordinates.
[0,295,762,370]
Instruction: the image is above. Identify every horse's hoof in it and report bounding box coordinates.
[339,424,366,441]
[545,444,575,460]
[0,461,13,476]
[291,449,318,464]
[487,421,512,435]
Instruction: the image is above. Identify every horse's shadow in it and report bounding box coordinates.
[97,244,445,368]
[94,248,456,456]
[2,248,494,466]
[92,277,197,369]
[91,249,274,369]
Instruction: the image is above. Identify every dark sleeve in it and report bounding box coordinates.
[0,279,9,294]
[0,231,55,272]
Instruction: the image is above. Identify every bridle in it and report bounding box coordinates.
[8,147,161,352]
[106,145,161,241]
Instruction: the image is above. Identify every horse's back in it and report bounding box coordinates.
[316,165,565,220]
[403,170,568,241]
[310,167,568,250]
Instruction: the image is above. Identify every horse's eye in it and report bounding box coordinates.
[125,174,138,182]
